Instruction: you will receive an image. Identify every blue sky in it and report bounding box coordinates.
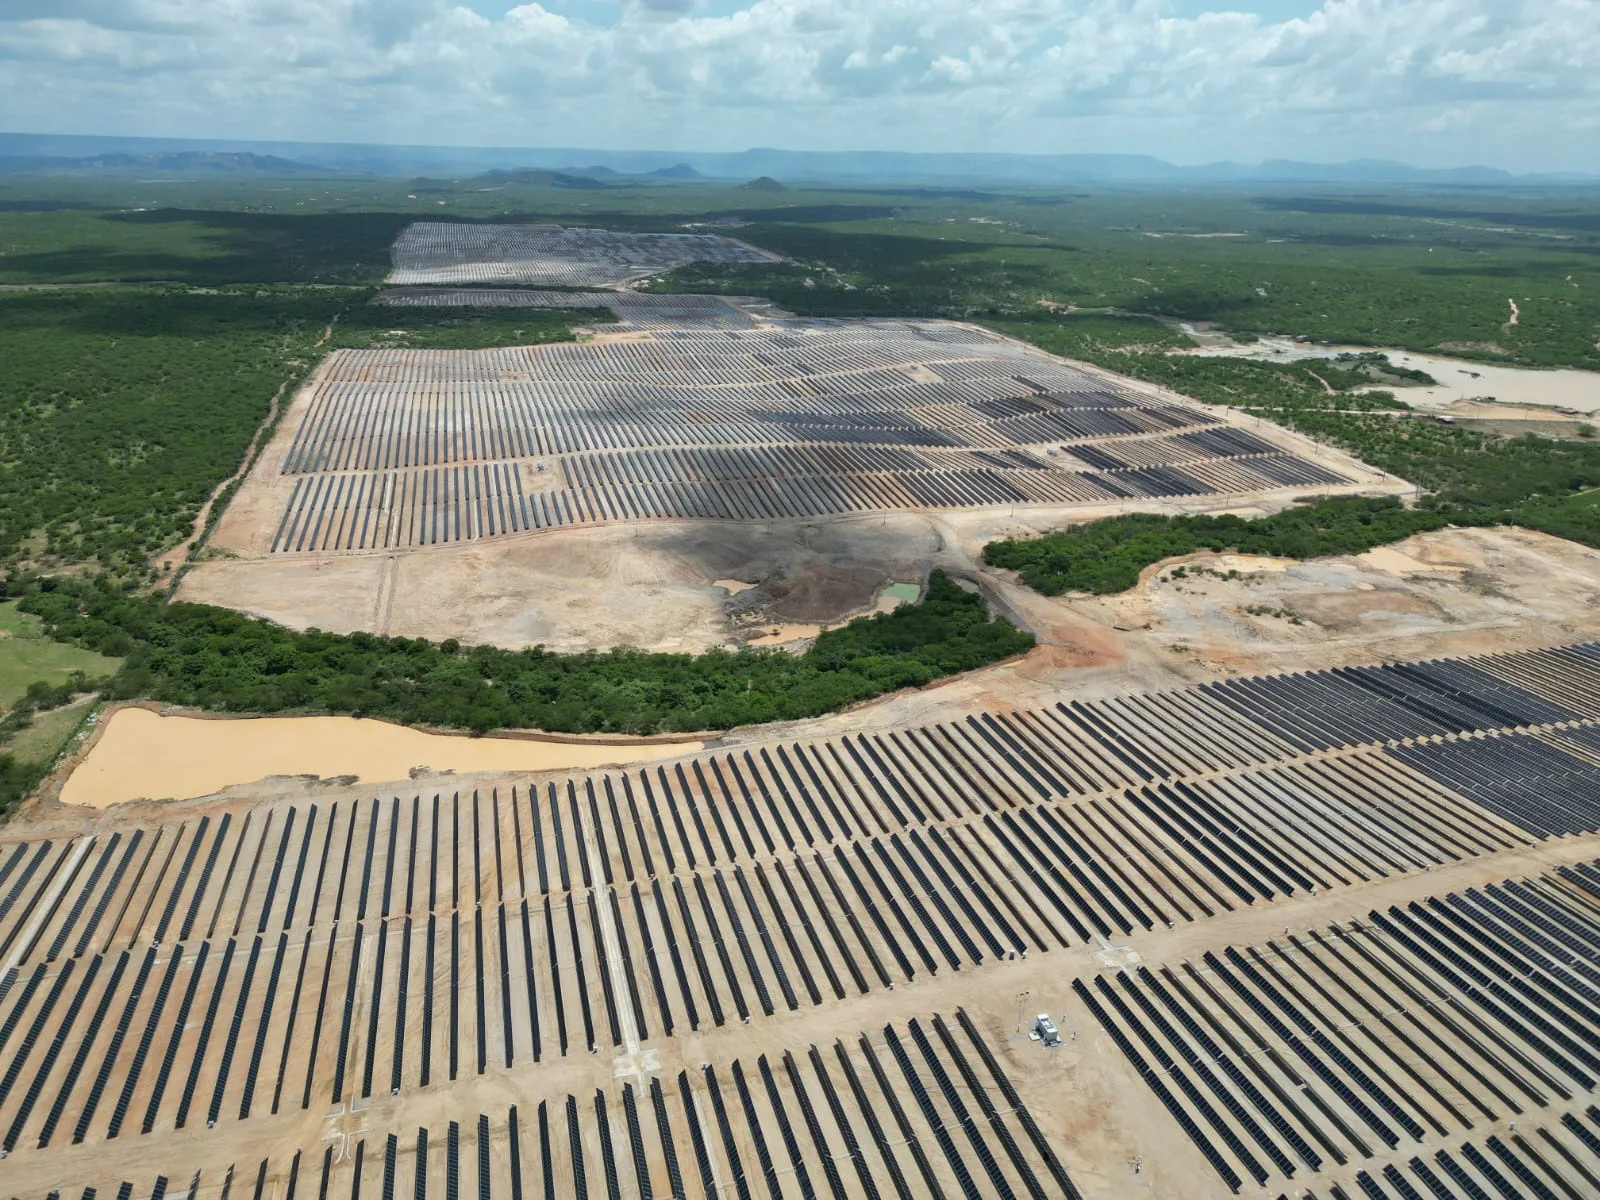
[0,1,1594,171]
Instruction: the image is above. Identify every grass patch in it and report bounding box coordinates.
[4,696,94,762]
[0,600,121,709]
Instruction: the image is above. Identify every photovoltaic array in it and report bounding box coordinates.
[5,641,1600,1196]
[269,316,1351,553]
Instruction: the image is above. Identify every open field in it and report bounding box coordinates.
[387,223,780,288]
[0,602,119,710]
[5,638,1600,1198]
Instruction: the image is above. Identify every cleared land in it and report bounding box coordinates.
[6,639,1600,1199]
[387,223,779,288]
[191,298,1387,651]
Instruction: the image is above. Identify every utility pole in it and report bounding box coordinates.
[1015,990,1030,1033]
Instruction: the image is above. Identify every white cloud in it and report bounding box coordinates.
[0,0,1595,170]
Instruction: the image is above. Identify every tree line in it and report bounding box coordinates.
[10,570,1034,738]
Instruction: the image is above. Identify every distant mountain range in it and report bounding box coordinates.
[0,149,326,174]
[0,132,1592,186]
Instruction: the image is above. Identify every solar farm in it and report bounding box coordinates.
[54,219,1597,1200]
[386,224,780,288]
[6,640,1600,1198]
[214,297,1374,560]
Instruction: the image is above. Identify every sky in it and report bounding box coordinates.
[0,0,1595,171]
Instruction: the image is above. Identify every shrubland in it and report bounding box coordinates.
[983,498,1457,595]
[10,570,1033,737]
[982,313,1600,592]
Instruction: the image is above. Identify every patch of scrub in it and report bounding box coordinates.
[0,601,121,710]
[60,708,703,809]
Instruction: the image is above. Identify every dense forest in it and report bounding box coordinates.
[10,570,1033,738]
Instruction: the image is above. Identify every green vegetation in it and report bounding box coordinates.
[0,207,410,285]
[1244,605,1305,624]
[0,286,604,578]
[983,497,1457,595]
[987,313,1417,411]
[0,698,97,818]
[0,600,121,707]
[983,313,1600,594]
[0,599,119,817]
[13,570,1033,735]
[5,177,1596,365]
[5,699,94,764]
[651,189,1600,370]
[330,304,613,350]
[0,286,350,573]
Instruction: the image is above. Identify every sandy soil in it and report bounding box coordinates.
[702,523,1600,753]
[58,707,703,809]
[1183,337,1600,413]
[180,514,949,652]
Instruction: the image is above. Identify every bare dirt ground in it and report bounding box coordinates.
[1072,524,1600,681]
[179,514,946,652]
[714,523,1600,750]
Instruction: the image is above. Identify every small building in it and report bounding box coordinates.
[1034,1014,1061,1047]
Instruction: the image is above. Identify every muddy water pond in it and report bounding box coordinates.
[60,708,703,808]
